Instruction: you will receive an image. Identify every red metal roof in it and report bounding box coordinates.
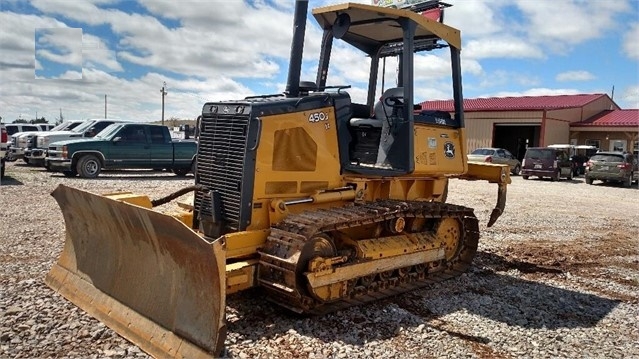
[419,93,609,112]
[571,109,639,127]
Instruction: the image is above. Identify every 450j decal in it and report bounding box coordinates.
[308,111,331,130]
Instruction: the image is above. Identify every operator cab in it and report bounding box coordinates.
[309,1,464,176]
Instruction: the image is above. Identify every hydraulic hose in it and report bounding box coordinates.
[151,185,205,207]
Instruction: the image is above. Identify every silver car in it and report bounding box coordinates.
[467,147,521,175]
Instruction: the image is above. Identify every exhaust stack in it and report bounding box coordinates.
[285,0,309,98]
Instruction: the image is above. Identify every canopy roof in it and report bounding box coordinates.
[312,2,461,55]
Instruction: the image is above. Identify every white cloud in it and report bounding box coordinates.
[464,36,544,59]
[0,12,67,77]
[622,22,639,60]
[446,0,505,38]
[36,28,83,67]
[515,0,631,49]
[477,70,541,89]
[57,70,83,80]
[555,70,596,82]
[618,85,639,109]
[82,33,123,72]
[490,88,581,98]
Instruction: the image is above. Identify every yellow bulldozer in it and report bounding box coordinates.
[46,1,510,357]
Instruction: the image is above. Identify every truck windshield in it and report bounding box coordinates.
[71,121,96,133]
[51,122,75,131]
[94,124,123,139]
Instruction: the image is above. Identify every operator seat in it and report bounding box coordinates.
[347,87,404,168]
[374,87,403,167]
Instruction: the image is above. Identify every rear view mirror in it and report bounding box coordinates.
[332,13,351,39]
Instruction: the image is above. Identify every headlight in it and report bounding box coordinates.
[38,137,49,147]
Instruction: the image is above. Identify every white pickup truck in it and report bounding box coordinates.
[36,119,125,168]
[10,122,78,164]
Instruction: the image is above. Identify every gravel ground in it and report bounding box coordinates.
[1,161,638,359]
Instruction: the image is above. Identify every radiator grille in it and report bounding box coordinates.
[194,113,250,231]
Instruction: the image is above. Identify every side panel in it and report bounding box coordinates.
[412,125,467,176]
[249,106,344,230]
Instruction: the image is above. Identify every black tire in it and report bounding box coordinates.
[511,164,521,176]
[1,161,4,179]
[62,170,77,177]
[522,175,529,180]
[551,170,560,182]
[76,155,102,178]
[172,167,189,177]
[586,177,593,185]
[567,169,573,181]
[23,157,29,164]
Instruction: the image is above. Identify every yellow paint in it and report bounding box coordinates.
[462,162,511,184]
[249,106,344,230]
[224,230,270,259]
[226,260,257,294]
[413,126,467,175]
[103,192,152,208]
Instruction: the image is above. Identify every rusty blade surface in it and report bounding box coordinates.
[45,184,227,358]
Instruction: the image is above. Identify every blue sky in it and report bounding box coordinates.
[0,0,637,124]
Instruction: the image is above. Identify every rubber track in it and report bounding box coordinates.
[257,200,479,315]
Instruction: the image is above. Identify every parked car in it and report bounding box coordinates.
[36,119,125,168]
[467,147,521,175]
[11,121,83,164]
[521,147,574,181]
[22,121,84,165]
[47,123,197,178]
[585,152,638,187]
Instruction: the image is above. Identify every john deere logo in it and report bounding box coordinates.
[444,142,455,158]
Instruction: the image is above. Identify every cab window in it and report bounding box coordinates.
[117,125,147,143]
[149,126,168,144]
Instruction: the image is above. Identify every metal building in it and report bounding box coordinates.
[420,94,637,161]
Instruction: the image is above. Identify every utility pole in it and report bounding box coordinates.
[105,94,107,118]
[161,82,167,125]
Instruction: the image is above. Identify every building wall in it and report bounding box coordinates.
[571,127,639,152]
[546,108,581,123]
[465,110,542,150]
[543,118,570,146]
[581,96,618,120]
[462,96,626,153]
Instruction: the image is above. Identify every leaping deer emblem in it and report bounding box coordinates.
[444,142,455,158]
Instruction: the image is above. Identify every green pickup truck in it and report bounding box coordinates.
[47,123,197,178]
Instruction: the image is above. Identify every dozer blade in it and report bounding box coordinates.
[45,184,227,358]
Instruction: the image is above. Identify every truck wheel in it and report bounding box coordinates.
[172,168,189,177]
[522,175,529,180]
[567,169,573,180]
[62,170,77,177]
[77,155,101,178]
[551,170,560,182]
[1,160,4,179]
[511,164,521,176]
[586,177,593,185]
[23,157,30,164]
